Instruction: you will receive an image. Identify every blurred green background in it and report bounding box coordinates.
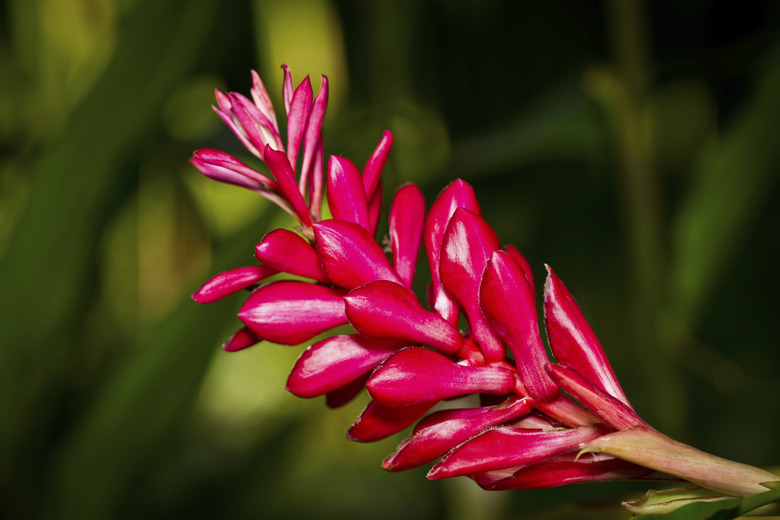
[1,0,779,518]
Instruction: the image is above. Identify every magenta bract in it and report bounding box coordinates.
[484,454,654,490]
[299,76,328,194]
[424,180,480,325]
[384,396,533,471]
[287,335,405,398]
[249,70,278,132]
[440,208,504,362]
[480,251,558,401]
[313,220,403,289]
[255,228,329,283]
[362,130,393,200]
[221,326,262,353]
[190,148,275,191]
[193,264,277,304]
[285,74,313,173]
[263,146,313,226]
[344,280,463,355]
[389,184,426,287]
[348,400,436,443]
[546,363,645,430]
[366,183,383,237]
[237,280,347,345]
[213,90,279,159]
[428,425,605,479]
[501,245,535,299]
[544,265,630,405]
[366,347,516,406]
[327,156,370,231]
[326,373,370,409]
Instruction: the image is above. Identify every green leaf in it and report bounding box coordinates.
[670,41,780,328]
[0,0,220,474]
[44,207,278,520]
[634,498,737,519]
[449,87,605,181]
[623,486,730,516]
[629,481,780,519]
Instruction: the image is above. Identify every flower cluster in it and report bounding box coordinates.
[192,67,776,496]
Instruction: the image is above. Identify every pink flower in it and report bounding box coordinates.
[192,67,778,499]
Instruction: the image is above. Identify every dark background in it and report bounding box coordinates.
[1,1,779,518]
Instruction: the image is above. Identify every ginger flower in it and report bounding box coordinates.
[192,67,778,509]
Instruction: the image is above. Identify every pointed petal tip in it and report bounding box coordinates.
[381,445,408,472]
[546,363,643,430]
[192,264,276,304]
[221,327,262,352]
[347,400,435,442]
[362,131,396,198]
[426,464,450,480]
[543,267,632,406]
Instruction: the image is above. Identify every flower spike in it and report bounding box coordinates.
[192,67,779,508]
[227,92,284,157]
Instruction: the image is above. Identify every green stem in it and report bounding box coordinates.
[582,426,778,496]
